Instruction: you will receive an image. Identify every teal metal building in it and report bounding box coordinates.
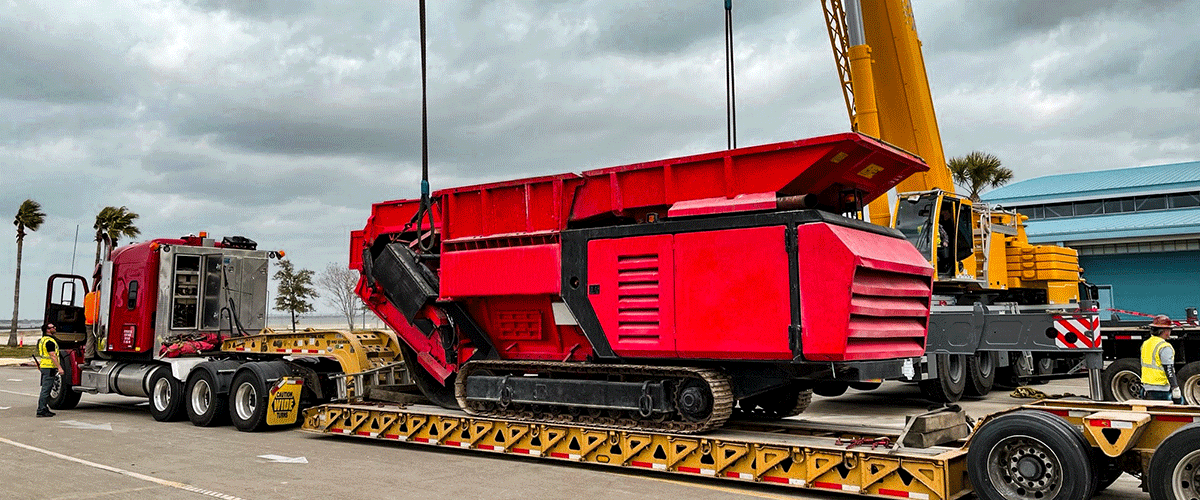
[982,161,1200,320]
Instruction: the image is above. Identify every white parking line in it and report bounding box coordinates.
[0,437,247,500]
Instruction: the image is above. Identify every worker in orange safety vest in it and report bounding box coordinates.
[1141,315,1181,404]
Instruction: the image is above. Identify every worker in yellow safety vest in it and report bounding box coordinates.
[36,323,64,417]
[1141,315,1181,404]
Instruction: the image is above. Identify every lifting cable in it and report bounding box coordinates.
[725,0,737,150]
[411,0,437,252]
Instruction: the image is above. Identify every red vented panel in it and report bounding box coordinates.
[674,226,792,359]
[797,223,932,361]
[588,235,676,357]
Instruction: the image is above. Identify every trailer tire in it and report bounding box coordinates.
[965,352,998,397]
[1147,422,1200,500]
[149,368,186,422]
[48,362,82,410]
[1177,362,1200,405]
[229,370,269,432]
[967,410,1095,500]
[919,354,966,403]
[1101,358,1142,402]
[186,369,228,427]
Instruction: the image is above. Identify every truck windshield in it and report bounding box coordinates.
[895,195,937,258]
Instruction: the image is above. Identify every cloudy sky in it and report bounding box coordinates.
[3,0,1198,321]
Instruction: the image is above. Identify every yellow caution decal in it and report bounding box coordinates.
[266,377,304,426]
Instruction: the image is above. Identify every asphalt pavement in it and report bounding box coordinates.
[0,364,1151,500]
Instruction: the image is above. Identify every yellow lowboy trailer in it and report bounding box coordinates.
[304,402,970,500]
[302,398,1200,500]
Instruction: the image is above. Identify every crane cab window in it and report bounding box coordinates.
[895,195,938,257]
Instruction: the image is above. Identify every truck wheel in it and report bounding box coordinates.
[1178,362,1200,405]
[813,382,848,397]
[1147,422,1200,500]
[1101,358,1142,402]
[967,410,1095,500]
[149,368,185,421]
[229,370,269,432]
[965,352,999,397]
[919,354,966,403]
[186,370,228,427]
[48,363,82,410]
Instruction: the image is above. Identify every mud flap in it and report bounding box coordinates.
[266,377,304,426]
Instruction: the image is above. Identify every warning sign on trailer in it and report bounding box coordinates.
[267,378,303,426]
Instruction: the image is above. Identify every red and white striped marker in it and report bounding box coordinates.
[879,488,931,499]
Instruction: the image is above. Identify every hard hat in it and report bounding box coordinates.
[1150,315,1174,329]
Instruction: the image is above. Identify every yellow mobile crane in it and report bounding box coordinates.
[822,0,1081,302]
[819,0,1099,401]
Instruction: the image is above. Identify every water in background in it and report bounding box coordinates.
[266,313,387,331]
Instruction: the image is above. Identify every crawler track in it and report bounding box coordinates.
[455,361,733,434]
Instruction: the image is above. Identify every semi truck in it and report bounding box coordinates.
[42,233,410,430]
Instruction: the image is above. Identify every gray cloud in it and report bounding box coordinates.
[1,0,1197,320]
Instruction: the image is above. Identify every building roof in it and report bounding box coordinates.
[1024,207,1200,244]
[982,160,1200,206]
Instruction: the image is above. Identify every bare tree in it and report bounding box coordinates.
[316,263,360,331]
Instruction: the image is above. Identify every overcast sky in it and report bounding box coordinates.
[3,0,1198,321]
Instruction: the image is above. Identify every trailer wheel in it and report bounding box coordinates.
[1177,362,1200,405]
[919,354,966,403]
[1147,422,1200,500]
[1101,358,1142,402]
[48,362,81,410]
[967,410,1095,500]
[149,368,185,421]
[965,352,998,397]
[229,370,269,432]
[186,370,228,427]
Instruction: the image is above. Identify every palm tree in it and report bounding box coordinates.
[9,200,46,346]
[947,151,1014,202]
[93,206,141,267]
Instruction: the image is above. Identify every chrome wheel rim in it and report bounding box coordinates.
[152,377,172,411]
[50,373,63,399]
[1184,374,1200,405]
[1110,371,1142,401]
[987,435,1063,499]
[1173,449,1200,500]
[191,379,212,416]
[234,382,257,420]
